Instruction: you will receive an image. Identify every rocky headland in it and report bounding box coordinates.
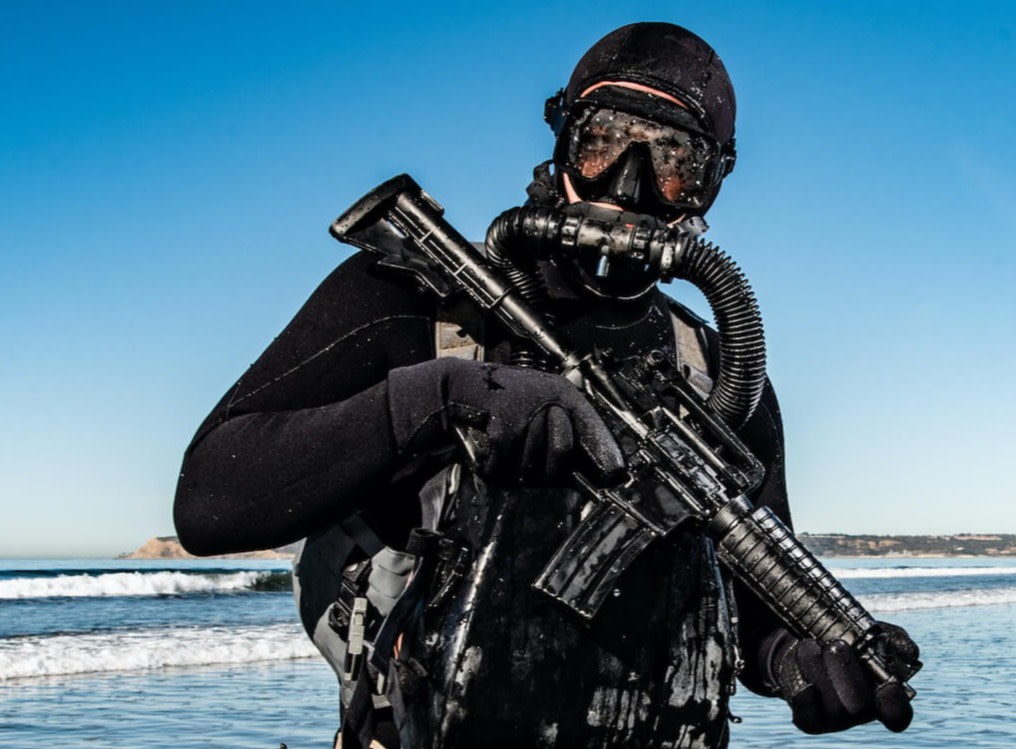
[121,536,301,560]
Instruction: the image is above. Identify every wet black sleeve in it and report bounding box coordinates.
[732,378,796,696]
[173,251,435,555]
[740,378,790,527]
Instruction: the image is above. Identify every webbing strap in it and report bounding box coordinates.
[341,675,378,749]
[369,530,443,677]
[340,513,385,557]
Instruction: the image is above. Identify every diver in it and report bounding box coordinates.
[174,22,919,749]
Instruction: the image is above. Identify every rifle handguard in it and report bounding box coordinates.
[708,497,919,698]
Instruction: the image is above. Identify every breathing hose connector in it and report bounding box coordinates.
[485,205,767,429]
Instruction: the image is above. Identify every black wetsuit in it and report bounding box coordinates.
[174,249,791,747]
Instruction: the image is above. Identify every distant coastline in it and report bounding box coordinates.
[798,533,1016,557]
[122,533,1016,560]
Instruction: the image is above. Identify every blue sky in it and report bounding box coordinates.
[2,1,1014,557]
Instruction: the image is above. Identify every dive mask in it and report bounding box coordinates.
[552,88,736,219]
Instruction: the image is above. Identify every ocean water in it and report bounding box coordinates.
[2,556,1014,748]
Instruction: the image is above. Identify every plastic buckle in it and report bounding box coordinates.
[342,596,369,682]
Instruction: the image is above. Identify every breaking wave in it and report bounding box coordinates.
[828,565,1016,579]
[0,623,318,681]
[861,586,1016,612]
[0,570,291,600]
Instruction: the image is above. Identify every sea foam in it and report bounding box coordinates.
[0,623,319,681]
[0,571,272,600]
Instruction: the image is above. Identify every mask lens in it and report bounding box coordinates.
[565,105,719,209]
[649,130,716,207]
[573,107,633,177]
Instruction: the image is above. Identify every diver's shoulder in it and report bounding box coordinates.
[313,250,435,318]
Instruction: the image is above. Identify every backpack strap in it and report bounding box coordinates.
[434,242,486,362]
[435,320,483,360]
[666,297,716,400]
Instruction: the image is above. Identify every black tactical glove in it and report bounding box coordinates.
[762,623,920,734]
[387,358,624,484]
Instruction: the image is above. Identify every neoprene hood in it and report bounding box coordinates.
[546,23,737,217]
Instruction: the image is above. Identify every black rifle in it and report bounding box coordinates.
[330,174,920,698]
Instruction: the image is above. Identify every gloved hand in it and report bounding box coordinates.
[762,623,920,734]
[387,358,624,484]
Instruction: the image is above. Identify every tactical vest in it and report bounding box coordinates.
[294,300,740,749]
